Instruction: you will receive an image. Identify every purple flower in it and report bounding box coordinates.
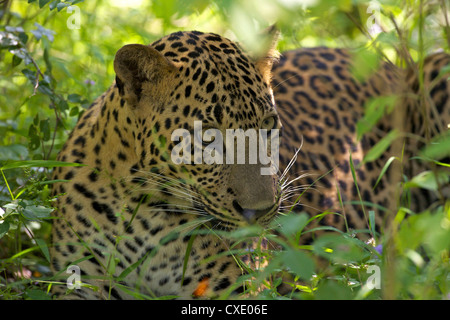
[84,79,95,85]
[375,244,383,255]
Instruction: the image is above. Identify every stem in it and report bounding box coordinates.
[1,169,15,201]
[440,0,450,48]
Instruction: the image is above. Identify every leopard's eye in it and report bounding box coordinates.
[261,116,278,130]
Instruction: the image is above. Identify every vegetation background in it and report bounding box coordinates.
[0,0,449,300]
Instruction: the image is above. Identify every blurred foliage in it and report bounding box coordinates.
[0,0,449,300]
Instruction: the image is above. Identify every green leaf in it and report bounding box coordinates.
[274,213,309,238]
[49,0,60,10]
[374,30,399,47]
[56,97,69,112]
[1,160,85,170]
[12,54,22,67]
[117,249,153,282]
[40,118,51,141]
[182,231,197,287]
[43,47,52,72]
[69,106,79,116]
[35,238,50,262]
[404,170,450,191]
[22,205,53,220]
[31,23,55,42]
[313,234,369,263]
[37,82,53,96]
[281,249,315,280]
[0,221,10,239]
[18,32,29,45]
[33,113,39,126]
[357,96,398,139]
[315,280,354,300]
[26,289,51,300]
[350,48,380,83]
[421,133,450,160]
[0,144,29,161]
[22,68,36,82]
[28,125,40,151]
[226,224,263,239]
[39,0,51,8]
[369,210,376,237]
[10,48,32,65]
[397,209,450,255]
[363,130,399,163]
[68,93,83,103]
[373,156,396,189]
[56,2,70,11]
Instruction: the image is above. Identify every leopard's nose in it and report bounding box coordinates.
[232,200,276,223]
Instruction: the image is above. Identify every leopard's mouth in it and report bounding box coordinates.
[193,200,280,230]
[232,200,279,224]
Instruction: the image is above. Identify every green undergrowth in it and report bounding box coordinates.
[0,157,449,300]
[1,0,450,300]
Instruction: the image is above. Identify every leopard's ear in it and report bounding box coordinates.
[253,25,280,84]
[114,44,177,106]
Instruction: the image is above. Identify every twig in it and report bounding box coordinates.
[388,13,415,70]
[21,47,66,160]
[27,53,45,96]
[344,11,392,65]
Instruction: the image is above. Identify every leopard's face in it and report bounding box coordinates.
[114,31,282,229]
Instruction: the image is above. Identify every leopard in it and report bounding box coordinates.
[50,28,449,299]
[51,29,282,299]
[273,48,449,244]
